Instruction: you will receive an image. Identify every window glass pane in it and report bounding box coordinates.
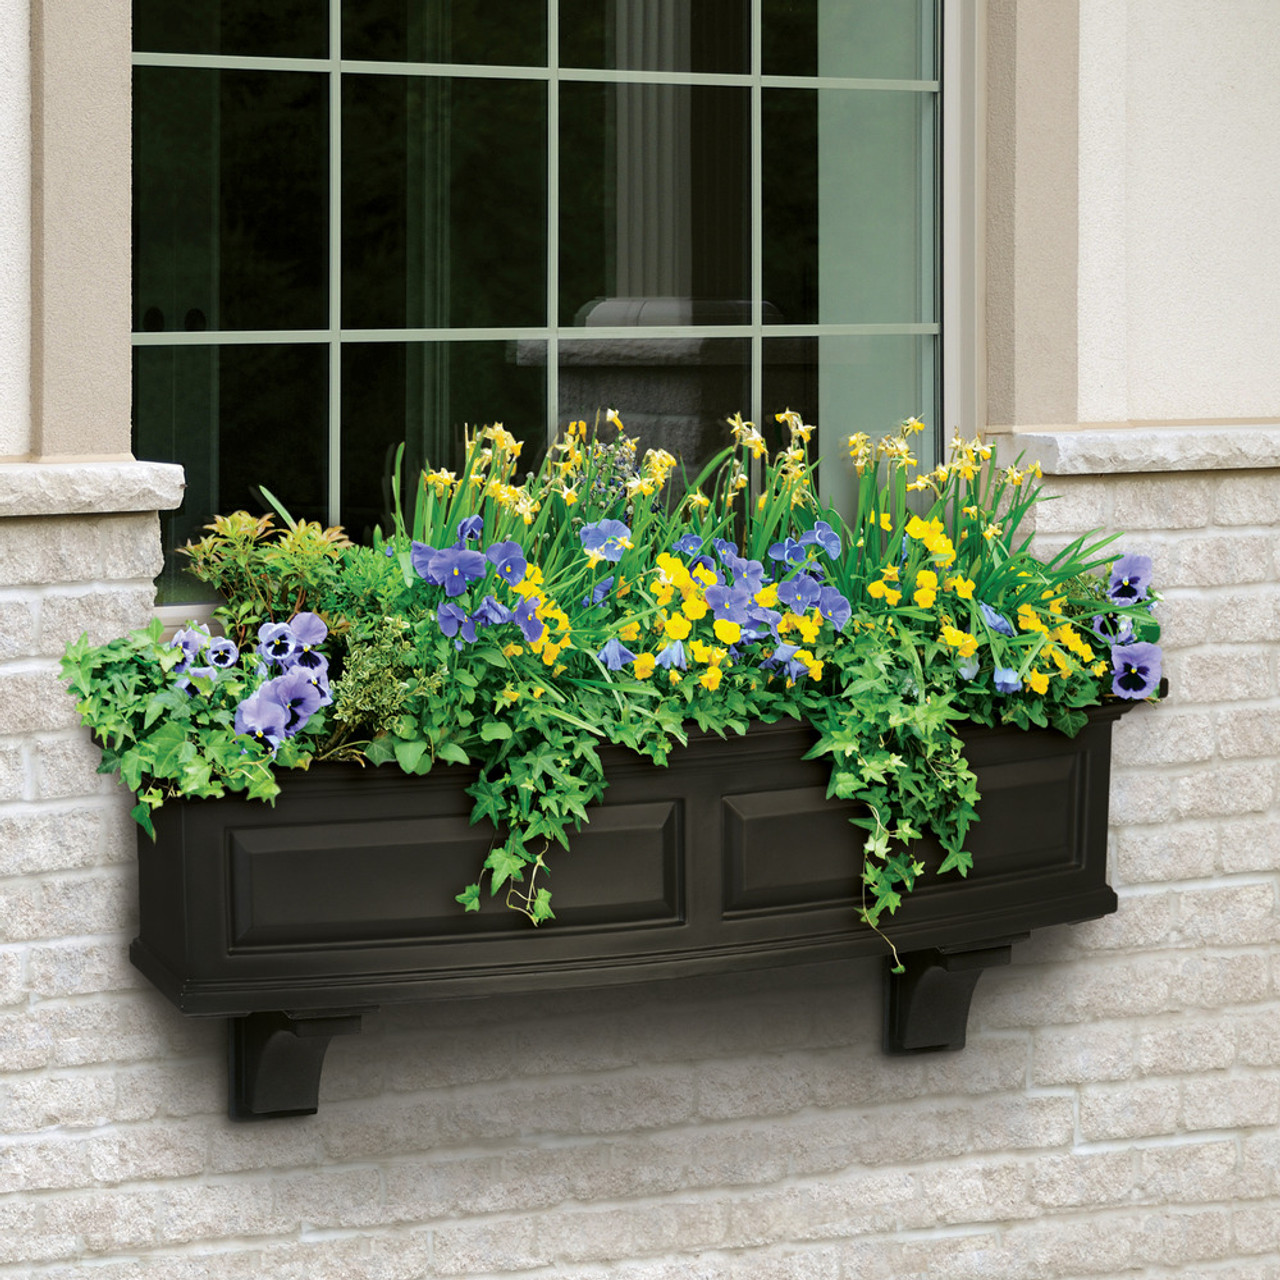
[762,0,936,80]
[134,344,329,602]
[133,0,328,59]
[763,333,937,513]
[560,0,748,73]
[560,83,750,328]
[762,87,936,326]
[134,68,329,333]
[341,341,547,541]
[342,0,546,65]
[559,337,749,484]
[342,75,547,330]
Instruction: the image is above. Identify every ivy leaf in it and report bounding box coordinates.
[140,721,191,778]
[484,845,526,894]
[456,882,481,912]
[437,742,470,766]
[479,720,513,742]
[394,739,427,773]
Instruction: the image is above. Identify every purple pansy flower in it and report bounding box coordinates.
[776,573,821,614]
[765,642,809,682]
[206,637,239,669]
[427,546,488,597]
[655,640,687,670]
[582,576,615,608]
[174,664,217,693]
[1111,642,1162,699]
[473,595,514,627]
[597,637,637,671]
[514,595,545,644]
[721,551,766,593]
[800,520,841,559]
[257,621,298,666]
[580,519,632,562]
[454,515,484,545]
[290,611,327,653]
[266,668,327,733]
[1092,612,1136,646]
[672,534,704,557]
[1108,553,1154,604]
[437,601,477,644]
[705,583,753,624]
[234,689,290,749]
[168,625,211,666]
[979,601,1016,638]
[410,541,439,582]
[817,586,852,632]
[485,540,527,586]
[767,537,806,564]
[993,666,1022,693]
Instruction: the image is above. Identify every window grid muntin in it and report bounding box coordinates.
[132,5,940,526]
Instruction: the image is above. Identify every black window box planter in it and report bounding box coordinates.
[130,706,1129,1118]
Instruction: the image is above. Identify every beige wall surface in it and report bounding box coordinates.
[0,0,31,457]
[27,0,133,461]
[1077,0,1280,426]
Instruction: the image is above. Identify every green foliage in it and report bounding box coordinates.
[62,414,1163,947]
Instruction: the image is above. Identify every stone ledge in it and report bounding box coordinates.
[992,424,1280,476]
[0,460,185,518]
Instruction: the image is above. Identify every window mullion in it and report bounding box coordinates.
[328,0,342,527]
[546,0,560,445]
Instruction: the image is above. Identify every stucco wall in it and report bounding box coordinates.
[0,0,30,458]
[1078,0,1280,425]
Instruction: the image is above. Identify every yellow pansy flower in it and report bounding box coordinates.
[713,618,742,645]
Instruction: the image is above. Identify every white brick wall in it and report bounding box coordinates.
[2,441,1278,1277]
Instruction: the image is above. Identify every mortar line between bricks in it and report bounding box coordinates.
[1110,873,1280,896]
[1069,1127,1253,1156]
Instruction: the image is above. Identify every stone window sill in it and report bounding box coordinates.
[0,459,186,518]
[989,424,1280,477]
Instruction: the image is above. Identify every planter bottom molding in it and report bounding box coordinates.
[130,711,1127,1119]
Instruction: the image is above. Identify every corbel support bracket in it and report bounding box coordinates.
[228,1008,374,1120]
[883,936,1028,1054]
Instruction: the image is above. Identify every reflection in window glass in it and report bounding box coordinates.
[133,0,328,59]
[560,0,748,73]
[341,342,547,541]
[134,68,329,333]
[134,344,329,601]
[342,0,546,65]
[762,0,936,80]
[560,83,750,327]
[342,76,547,330]
[559,337,749,484]
[763,333,937,511]
[763,88,936,326]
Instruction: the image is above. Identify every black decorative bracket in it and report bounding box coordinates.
[883,936,1028,1053]
[228,1009,373,1120]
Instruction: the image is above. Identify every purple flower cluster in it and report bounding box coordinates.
[168,625,240,692]
[1101,553,1162,700]
[660,530,852,672]
[407,519,546,649]
[234,613,332,749]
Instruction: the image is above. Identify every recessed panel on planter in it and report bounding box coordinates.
[229,814,496,946]
[228,800,683,949]
[962,751,1082,875]
[517,800,684,928]
[721,786,862,914]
